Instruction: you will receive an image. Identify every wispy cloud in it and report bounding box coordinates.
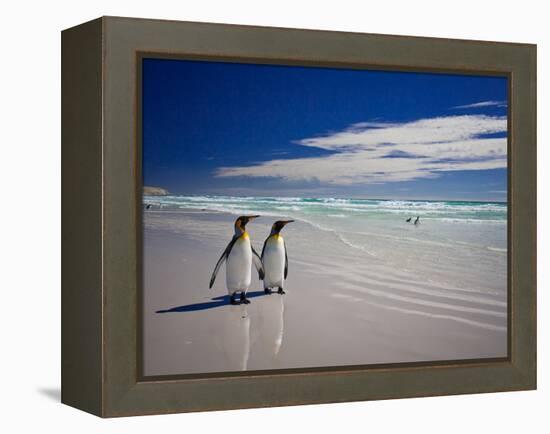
[215,115,507,185]
[452,100,507,109]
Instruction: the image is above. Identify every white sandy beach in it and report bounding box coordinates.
[142,207,507,376]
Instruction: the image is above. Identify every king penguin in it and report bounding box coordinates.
[209,215,264,305]
[261,220,294,295]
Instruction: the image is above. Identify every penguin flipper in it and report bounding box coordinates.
[209,237,237,289]
[251,245,265,280]
[260,238,268,260]
[284,239,289,279]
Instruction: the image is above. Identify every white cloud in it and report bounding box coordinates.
[452,100,507,109]
[215,115,507,185]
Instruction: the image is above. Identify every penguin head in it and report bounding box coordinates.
[271,220,294,234]
[234,215,260,233]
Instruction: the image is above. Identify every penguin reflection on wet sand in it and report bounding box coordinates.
[209,215,264,305]
[261,220,294,295]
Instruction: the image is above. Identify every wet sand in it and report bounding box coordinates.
[143,210,507,376]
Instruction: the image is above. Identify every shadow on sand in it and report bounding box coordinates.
[156,291,267,313]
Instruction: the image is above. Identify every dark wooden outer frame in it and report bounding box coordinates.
[62,16,536,417]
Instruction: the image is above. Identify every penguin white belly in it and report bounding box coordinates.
[263,236,285,288]
[226,236,252,294]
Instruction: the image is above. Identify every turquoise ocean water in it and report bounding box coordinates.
[144,195,506,224]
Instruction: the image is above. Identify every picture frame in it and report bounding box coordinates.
[61,16,536,417]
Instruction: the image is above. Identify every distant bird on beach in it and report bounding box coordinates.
[406,217,412,222]
[261,220,294,295]
[209,215,264,305]
[414,216,420,225]
[146,204,152,210]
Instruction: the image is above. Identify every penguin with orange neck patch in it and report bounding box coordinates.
[209,215,264,305]
[261,220,294,295]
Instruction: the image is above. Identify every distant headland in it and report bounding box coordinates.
[143,186,169,196]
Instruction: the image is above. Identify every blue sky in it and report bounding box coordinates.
[142,58,507,201]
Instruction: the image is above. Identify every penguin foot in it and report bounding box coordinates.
[240,294,251,304]
[277,287,286,295]
[230,294,240,305]
[264,288,272,295]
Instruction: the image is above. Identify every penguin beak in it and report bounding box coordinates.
[243,215,260,226]
[278,220,294,228]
